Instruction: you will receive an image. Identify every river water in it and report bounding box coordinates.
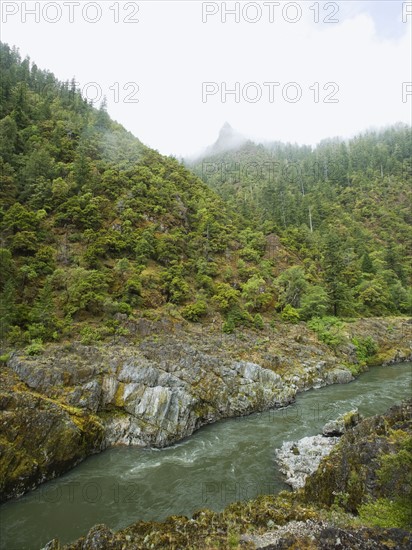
[1,361,411,550]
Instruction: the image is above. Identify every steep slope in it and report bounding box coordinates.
[0,43,411,539]
[0,43,274,347]
[188,125,412,318]
[1,43,410,350]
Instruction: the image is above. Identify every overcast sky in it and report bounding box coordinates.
[1,1,411,156]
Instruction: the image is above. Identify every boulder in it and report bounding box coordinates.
[324,368,354,385]
[322,408,362,436]
[275,434,340,490]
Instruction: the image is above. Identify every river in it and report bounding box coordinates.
[0,361,411,549]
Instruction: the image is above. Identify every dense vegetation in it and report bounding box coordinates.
[190,125,412,319]
[0,43,249,346]
[0,42,410,351]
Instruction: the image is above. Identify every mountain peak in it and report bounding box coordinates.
[218,121,236,138]
[208,122,247,155]
[220,121,233,131]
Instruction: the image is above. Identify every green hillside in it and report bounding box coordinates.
[189,124,412,318]
[0,43,256,346]
[0,43,410,352]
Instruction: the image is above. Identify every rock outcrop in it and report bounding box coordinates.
[1,339,297,501]
[275,435,340,490]
[241,522,412,549]
[0,368,105,501]
[303,400,412,514]
[274,409,362,489]
[1,316,410,501]
[322,408,361,436]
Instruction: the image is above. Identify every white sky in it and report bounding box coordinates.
[1,1,411,156]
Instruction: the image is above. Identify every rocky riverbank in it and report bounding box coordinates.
[45,399,411,549]
[1,316,411,502]
[274,409,361,490]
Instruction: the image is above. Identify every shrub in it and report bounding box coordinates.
[299,285,329,320]
[359,498,412,529]
[239,247,261,262]
[226,305,253,329]
[168,276,190,304]
[182,300,207,322]
[308,316,344,348]
[65,268,109,317]
[79,326,102,345]
[117,301,132,315]
[0,353,10,365]
[351,336,378,365]
[211,283,240,312]
[281,304,300,323]
[25,339,45,356]
[222,318,235,333]
[253,313,264,330]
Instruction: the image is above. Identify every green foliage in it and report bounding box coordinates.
[225,304,253,330]
[253,313,264,330]
[241,275,271,312]
[0,353,11,365]
[80,326,102,345]
[359,433,412,529]
[299,285,329,320]
[0,42,410,344]
[358,498,412,529]
[377,434,412,498]
[0,43,263,341]
[167,276,190,305]
[193,123,411,320]
[361,253,375,274]
[65,268,109,317]
[351,336,378,365]
[281,304,300,323]
[182,300,207,322]
[212,283,240,312]
[124,275,142,306]
[275,267,307,309]
[25,339,45,356]
[222,318,235,334]
[307,316,344,348]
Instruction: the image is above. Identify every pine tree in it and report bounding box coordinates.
[322,231,351,316]
[361,252,375,274]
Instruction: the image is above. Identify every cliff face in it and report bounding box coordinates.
[0,367,105,502]
[1,317,411,502]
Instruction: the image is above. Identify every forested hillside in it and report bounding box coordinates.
[0,43,410,352]
[0,43,254,346]
[189,124,412,318]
